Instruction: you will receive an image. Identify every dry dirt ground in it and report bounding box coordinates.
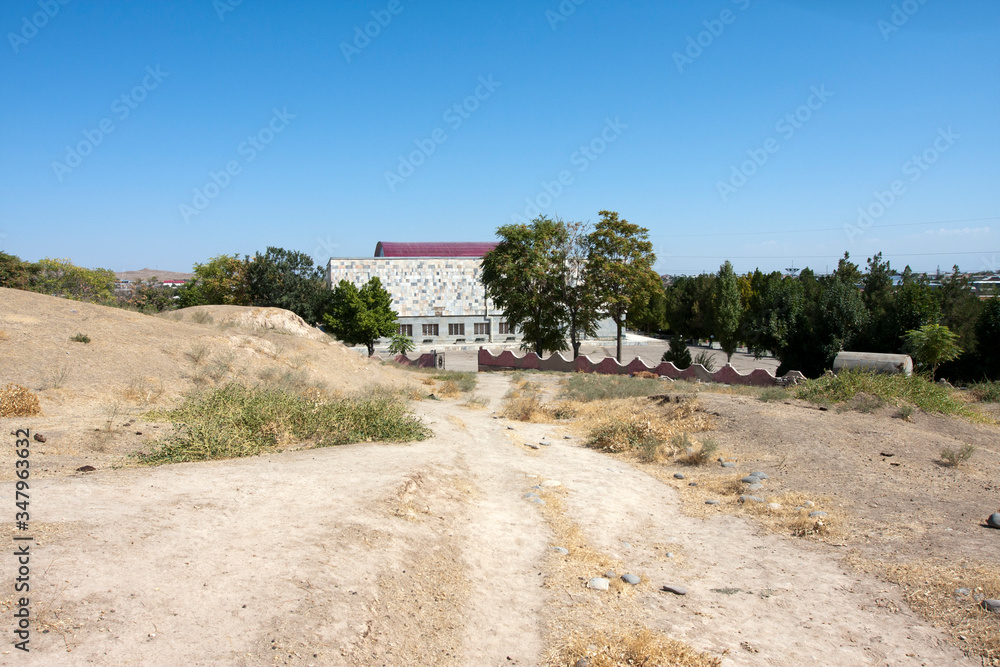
[1,289,997,666]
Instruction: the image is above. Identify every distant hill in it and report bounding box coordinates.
[115,268,194,282]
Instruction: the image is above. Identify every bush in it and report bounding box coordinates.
[969,381,1000,403]
[661,335,692,368]
[676,435,718,465]
[796,369,977,419]
[138,384,429,464]
[588,418,657,452]
[758,387,788,403]
[501,381,543,421]
[0,384,41,417]
[70,333,91,343]
[692,350,716,372]
[940,443,975,467]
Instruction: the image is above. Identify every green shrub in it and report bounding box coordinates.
[895,405,915,421]
[969,381,1000,403]
[692,350,716,372]
[661,335,692,368]
[587,418,656,452]
[70,333,90,344]
[138,384,429,464]
[431,372,476,393]
[940,443,975,467]
[796,369,978,420]
[758,387,787,403]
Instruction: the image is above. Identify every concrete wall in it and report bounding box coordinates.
[478,348,805,387]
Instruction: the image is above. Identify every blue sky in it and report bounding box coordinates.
[2,0,998,276]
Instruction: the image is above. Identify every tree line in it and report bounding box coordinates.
[649,252,1000,381]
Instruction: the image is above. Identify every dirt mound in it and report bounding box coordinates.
[0,287,414,476]
[174,304,328,340]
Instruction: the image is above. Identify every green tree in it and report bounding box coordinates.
[587,210,659,362]
[387,332,416,356]
[125,279,178,313]
[558,220,604,358]
[974,298,1000,380]
[713,260,741,362]
[903,323,962,380]
[664,274,716,341]
[481,217,568,356]
[324,277,398,357]
[0,252,29,289]
[27,258,116,302]
[177,254,249,307]
[661,334,692,368]
[244,247,330,324]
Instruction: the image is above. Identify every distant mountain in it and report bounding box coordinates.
[115,268,193,282]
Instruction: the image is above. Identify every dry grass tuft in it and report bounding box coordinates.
[502,380,546,421]
[940,443,976,467]
[124,375,164,405]
[846,554,1000,665]
[462,394,490,410]
[553,627,721,667]
[0,384,41,417]
[579,397,712,454]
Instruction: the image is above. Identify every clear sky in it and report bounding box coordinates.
[2,0,998,276]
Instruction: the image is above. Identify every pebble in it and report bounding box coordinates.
[550,546,569,555]
[523,493,539,499]
[674,473,685,480]
[739,495,765,504]
[507,426,515,430]
[587,577,610,591]
[622,542,631,548]
[688,482,698,487]
[741,476,759,484]
[540,480,561,487]
[33,433,46,443]
[750,471,769,480]
[809,511,828,518]
[525,443,540,450]
[748,482,763,491]
[804,501,815,508]
[564,435,572,439]
[604,570,616,579]
[721,462,736,468]
[767,503,781,510]
[983,599,1000,613]
[530,498,545,505]
[539,441,551,447]
[956,588,971,596]
[666,552,675,558]
[621,574,641,585]
[988,513,1000,529]
[575,657,592,667]
[705,500,720,505]
[661,585,687,595]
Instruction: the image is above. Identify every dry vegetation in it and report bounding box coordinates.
[0,383,41,417]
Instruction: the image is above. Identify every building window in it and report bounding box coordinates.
[398,324,413,337]
[473,322,490,335]
[499,321,513,334]
[422,323,439,336]
[448,323,465,336]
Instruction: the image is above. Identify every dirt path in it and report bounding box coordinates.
[9,373,975,666]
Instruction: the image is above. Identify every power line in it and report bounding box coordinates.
[651,216,999,239]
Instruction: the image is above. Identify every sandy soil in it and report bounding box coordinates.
[1,290,996,665]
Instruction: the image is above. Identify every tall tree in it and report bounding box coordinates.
[244,247,330,324]
[177,254,249,307]
[713,260,741,362]
[558,220,603,358]
[324,277,398,357]
[587,210,658,362]
[974,298,1000,380]
[481,217,568,356]
[904,323,962,380]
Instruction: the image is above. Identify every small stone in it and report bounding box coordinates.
[76,465,96,472]
[540,480,561,487]
[621,574,641,585]
[604,570,616,579]
[33,433,46,443]
[666,552,675,558]
[674,473,685,480]
[507,426,515,430]
[748,482,763,491]
[550,546,569,555]
[809,511,828,518]
[983,599,1000,613]
[688,482,698,486]
[956,588,971,596]
[539,441,551,447]
[661,585,687,595]
[524,493,539,499]
[767,503,781,510]
[721,462,736,468]
[740,476,759,484]
[531,498,545,505]
[987,513,1000,529]
[705,500,720,505]
[750,471,769,480]
[564,435,572,439]
[587,577,610,591]
[622,542,631,548]
[135,431,142,435]
[525,443,540,450]
[804,501,815,508]
[738,495,765,504]
[575,657,592,667]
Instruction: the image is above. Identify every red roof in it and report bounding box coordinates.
[374,242,498,258]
